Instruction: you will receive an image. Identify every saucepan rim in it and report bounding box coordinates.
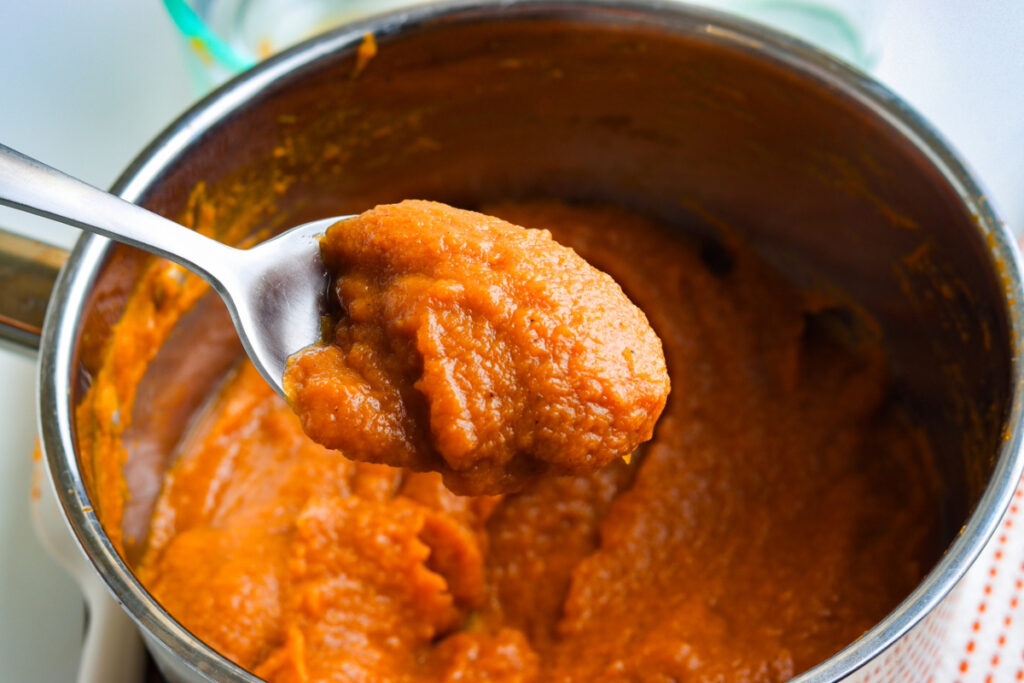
[37,1,1024,681]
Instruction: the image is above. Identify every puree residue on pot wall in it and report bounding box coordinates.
[83,200,941,682]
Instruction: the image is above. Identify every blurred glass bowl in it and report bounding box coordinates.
[163,0,882,93]
[163,0,431,90]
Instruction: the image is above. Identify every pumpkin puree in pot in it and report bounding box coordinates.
[92,200,939,682]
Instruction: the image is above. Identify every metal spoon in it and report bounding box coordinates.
[0,143,338,397]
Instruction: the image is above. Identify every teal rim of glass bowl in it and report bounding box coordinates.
[732,0,873,68]
[162,0,258,73]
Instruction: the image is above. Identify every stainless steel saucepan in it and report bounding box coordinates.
[2,1,1021,681]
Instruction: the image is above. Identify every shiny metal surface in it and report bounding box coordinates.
[36,1,1024,682]
[0,143,332,396]
[0,227,65,350]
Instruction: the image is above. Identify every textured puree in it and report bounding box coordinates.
[283,200,670,495]
[136,201,942,682]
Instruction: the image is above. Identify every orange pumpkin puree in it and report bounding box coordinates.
[129,201,943,682]
[283,200,670,495]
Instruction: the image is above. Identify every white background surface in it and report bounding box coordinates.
[0,1,1022,681]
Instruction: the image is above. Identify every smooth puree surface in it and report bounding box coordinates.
[135,201,941,682]
[283,200,670,495]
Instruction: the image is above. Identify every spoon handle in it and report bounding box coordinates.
[0,143,237,285]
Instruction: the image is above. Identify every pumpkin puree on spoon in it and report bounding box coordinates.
[283,200,671,495]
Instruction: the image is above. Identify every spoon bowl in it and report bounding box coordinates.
[0,143,341,396]
[210,216,338,394]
